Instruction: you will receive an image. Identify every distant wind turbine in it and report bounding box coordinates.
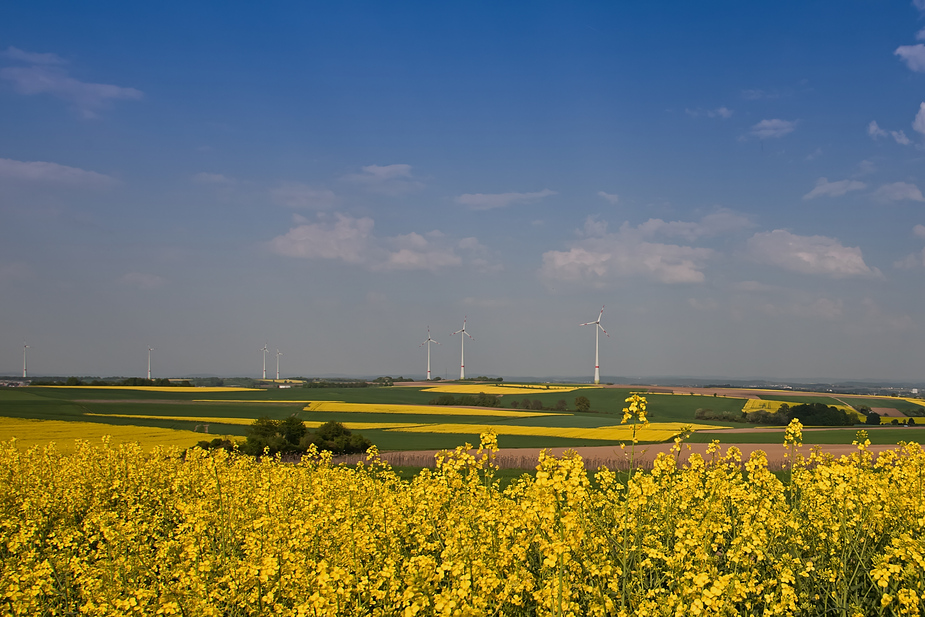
[22,343,29,379]
[147,347,155,380]
[580,306,609,384]
[420,327,440,380]
[261,344,269,379]
[276,349,282,380]
[452,317,474,380]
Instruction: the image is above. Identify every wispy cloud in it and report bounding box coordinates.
[747,229,880,278]
[868,120,887,138]
[633,209,753,242]
[271,182,337,209]
[872,182,925,203]
[0,157,115,186]
[868,120,911,145]
[456,188,556,210]
[2,46,66,65]
[896,44,925,72]
[342,164,423,195]
[913,103,925,136]
[749,119,796,139]
[596,191,619,204]
[803,177,866,200]
[269,214,491,272]
[0,57,143,118]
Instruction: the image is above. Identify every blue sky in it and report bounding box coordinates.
[4,1,925,381]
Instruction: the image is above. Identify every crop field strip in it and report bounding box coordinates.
[5,385,925,451]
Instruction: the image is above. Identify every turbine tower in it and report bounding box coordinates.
[147,347,154,380]
[261,344,269,379]
[452,317,473,380]
[22,343,29,379]
[580,306,609,384]
[420,327,440,380]
[276,349,282,380]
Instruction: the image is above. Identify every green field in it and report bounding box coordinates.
[2,384,923,452]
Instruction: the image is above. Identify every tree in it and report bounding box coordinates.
[555,399,567,411]
[865,411,881,426]
[530,399,543,411]
[575,396,591,412]
[303,421,372,455]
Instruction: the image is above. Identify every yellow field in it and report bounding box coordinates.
[0,417,207,451]
[303,401,566,418]
[37,386,260,392]
[2,432,923,615]
[742,399,790,413]
[419,383,589,395]
[389,422,711,441]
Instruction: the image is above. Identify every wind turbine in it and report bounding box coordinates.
[420,327,440,380]
[452,317,473,380]
[22,343,29,379]
[276,349,282,380]
[147,347,155,380]
[580,306,609,384]
[261,344,269,379]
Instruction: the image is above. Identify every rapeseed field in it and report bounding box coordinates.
[1,397,923,615]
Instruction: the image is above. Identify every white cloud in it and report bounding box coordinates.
[868,121,911,145]
[539,216,719,285]
[857,159,876,176]
[913,103,925,136]
[802,177,866,200]
[269,214,486,272]
[119,272,166,290]
[750,119,796,139]
[2,46,65,65]
[747,229,879,278]
[0,64,143,118]
[914,224,925,239]
[270,214,374,264]
[597,191,619,204]
[271,182,337,209]
[0,157,115,186]
[868,120,888,138]
[896,44,925,72]
[894,249,925,269]
[383,231,462,271]
[343,164,423,195]
[192,172,234,185]
[918,27,925,41]
[872,182,925,203]
[633,209,753,241]
[455,188,556,210]
[917,0,925,12]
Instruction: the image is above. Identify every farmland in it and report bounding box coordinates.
[2,382,925,454]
